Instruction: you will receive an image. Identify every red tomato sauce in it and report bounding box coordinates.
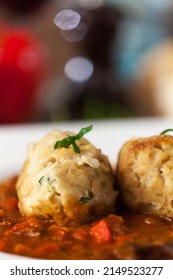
[0,177,173,259]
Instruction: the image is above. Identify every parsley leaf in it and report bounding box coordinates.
[54,125,93,153]
[79,191,94,204]
[38,176,45,185]
[160,129,173,135]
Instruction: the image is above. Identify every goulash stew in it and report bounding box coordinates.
[0,177,173,260]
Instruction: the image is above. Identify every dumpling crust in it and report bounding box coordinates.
[117,135,173,218]
[16,130,117,225]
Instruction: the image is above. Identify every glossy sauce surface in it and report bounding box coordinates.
[0,177,173,259]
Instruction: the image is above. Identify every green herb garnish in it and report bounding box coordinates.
[47,177,56,185]
[54,125,93,153]
[79,191,94,204]
[47,177,56,192]
[38,176,56,192]
[38,176,45,185]
[160,129,173,135]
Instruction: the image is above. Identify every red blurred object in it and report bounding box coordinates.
[0,25,48,123]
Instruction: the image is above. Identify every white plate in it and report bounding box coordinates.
[1,117,173,259]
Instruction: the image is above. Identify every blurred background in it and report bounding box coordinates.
[1,0,173,124]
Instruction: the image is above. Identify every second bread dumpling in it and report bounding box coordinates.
[16,128,117,225]
[117,134,173,218]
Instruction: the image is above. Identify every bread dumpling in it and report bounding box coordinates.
[117,134,173,218]
[16,129,117,225]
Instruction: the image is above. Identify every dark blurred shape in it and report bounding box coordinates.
[65,6,131,120]
[0,25,48,123]
[82,6,122,69]
[0,0,49,14]
[135,242,173,260]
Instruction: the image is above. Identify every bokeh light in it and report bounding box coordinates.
[60,22,88,42]
[64,57,94,82]
[77,0,104,10]
[54,9,81,31]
